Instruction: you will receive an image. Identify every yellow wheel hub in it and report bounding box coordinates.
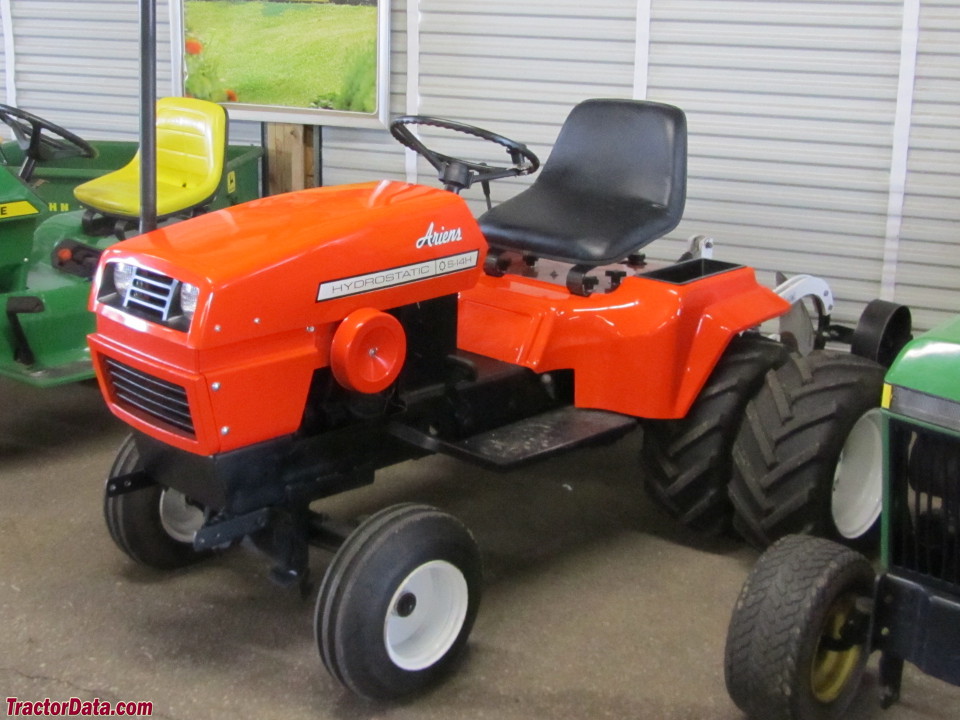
[811,593,863,703]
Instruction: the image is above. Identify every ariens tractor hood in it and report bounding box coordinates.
[93,181,486,349]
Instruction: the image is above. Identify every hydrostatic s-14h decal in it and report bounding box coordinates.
[317,250,479,302]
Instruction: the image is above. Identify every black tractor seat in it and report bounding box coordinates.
[479,99,687,292]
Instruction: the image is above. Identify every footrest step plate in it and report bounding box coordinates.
[390,407,636,471]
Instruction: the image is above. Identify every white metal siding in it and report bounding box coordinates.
[0,0,9,105]
[646,0,906,326]
[327,1,642,206]
[896,1,960,331]
[418,0,636,124]
[8,0,172,140]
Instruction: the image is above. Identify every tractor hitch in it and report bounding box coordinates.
[105,469,154,497]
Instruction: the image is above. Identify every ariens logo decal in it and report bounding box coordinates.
[317,251,479,302]
[416,222,462,249]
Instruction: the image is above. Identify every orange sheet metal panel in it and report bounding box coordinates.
[89,325,321,455]
[90,181,485,455]
[93,181,485,349]
[458,266,790,419]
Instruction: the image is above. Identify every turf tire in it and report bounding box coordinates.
[724,534,875,720]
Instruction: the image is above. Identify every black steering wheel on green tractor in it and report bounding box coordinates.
[0,103,96,181]
[390,115,540,196]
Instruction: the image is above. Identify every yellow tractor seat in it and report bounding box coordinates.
[74,97,227,220]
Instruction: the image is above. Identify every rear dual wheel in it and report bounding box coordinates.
[315,503,483,700]
[729,350,886,549]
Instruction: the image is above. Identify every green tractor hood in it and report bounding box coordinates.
[886,315,960,404]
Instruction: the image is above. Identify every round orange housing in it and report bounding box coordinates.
[330,308,407,394]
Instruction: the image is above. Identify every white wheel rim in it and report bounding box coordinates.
[832,408,884,539]
[159,488,204,544]
[383,559,469,671]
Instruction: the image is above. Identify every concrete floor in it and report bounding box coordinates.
[2,376,959,720]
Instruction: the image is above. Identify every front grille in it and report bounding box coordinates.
[888,418,960,592]
[105,358,195,437]
[122,267,179,322]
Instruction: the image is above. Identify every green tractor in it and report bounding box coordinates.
[0,100,261,387]
[723,315,960,719]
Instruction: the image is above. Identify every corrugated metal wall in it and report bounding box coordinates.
[897,0,960,330]
[0,0,956,330]
[646,0,907,326]
[0,0,10,105]
[324,1,641,201]
[1,0,172,139]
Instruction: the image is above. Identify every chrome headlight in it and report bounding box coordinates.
[180,282,200,320]
[112,261,136,295]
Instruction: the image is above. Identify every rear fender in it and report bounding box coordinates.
[459,264,790,419]
[667,287,788,412]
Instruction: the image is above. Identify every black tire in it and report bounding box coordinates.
[315,503,483,700]
[729,350,886,549]
[724,534,875,720]
[641,334,790,533]
[103,435,209,569]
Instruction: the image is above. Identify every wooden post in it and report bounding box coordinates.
[266,123,314,194]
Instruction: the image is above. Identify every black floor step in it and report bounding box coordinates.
[389,407,638,471]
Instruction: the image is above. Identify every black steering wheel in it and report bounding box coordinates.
[0,103,96,181]
[390,116,539,193]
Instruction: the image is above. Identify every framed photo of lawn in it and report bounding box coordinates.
[170,0,390,128]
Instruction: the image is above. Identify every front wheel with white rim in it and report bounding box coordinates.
[315,504,482,700]
[103,434,210,569]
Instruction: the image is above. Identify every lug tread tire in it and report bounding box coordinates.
[642,335,790,533]
[103,434,208,570]
[315,503,482,700]
[724,534,875,720]
[728,351,885,548]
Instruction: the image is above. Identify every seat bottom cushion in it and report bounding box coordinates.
[478,181,674,265]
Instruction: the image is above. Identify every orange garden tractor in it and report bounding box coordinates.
[88,100,911,699]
